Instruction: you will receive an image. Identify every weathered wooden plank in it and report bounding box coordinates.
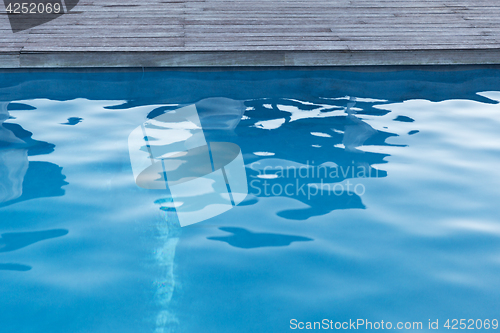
[1,0,500,67]
[0,54,20,68]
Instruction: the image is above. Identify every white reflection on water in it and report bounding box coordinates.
[0,102,28,203]
[356,96,500,236]
[342,97,376,152]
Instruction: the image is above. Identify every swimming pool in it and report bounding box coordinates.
[1,67,500,332]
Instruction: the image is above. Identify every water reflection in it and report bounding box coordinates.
[61,117,83,125]
[234,96,395,219]
[0,102,68,208]
[0,102,28,204]
[343,97,377,152]
[138,98,252,332]
[2,68,500,333]
[196,97,246,130]
[129,100,247,227]
[0,263,31,271]
[146,98,247,333]
[394,115,415,123]
[0,229,68,272]
[144,96,396,330]
[0,101,69,272]
[2,122,55,156]
[0,229,68,253]
[208,227,312,249]
[140,97,394,222]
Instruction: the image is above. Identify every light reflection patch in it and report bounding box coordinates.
[128,104,248,227]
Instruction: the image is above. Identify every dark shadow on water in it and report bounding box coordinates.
[6,103,36,111]
[2,123,55,156]
[207,227,313,249]
[61,117,83,126]
[0,116,68,208]
[0,161,68,208]
[0,263,32,271]
[0,229,68,272]
[233,97,390,220]
[276,193,364,220]
[394,115,415,123]
[237,196,259,207]
[146,105,179,119]
[0,229,68,253]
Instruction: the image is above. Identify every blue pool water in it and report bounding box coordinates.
[1,67,500,332]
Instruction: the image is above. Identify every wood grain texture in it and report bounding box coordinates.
[1,0,500,67]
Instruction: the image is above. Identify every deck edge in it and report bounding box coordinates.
[0,49,499,68]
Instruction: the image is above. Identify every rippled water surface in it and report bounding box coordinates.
[1,68,500,332]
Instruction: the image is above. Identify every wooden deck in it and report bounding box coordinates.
[2,0,500,67]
